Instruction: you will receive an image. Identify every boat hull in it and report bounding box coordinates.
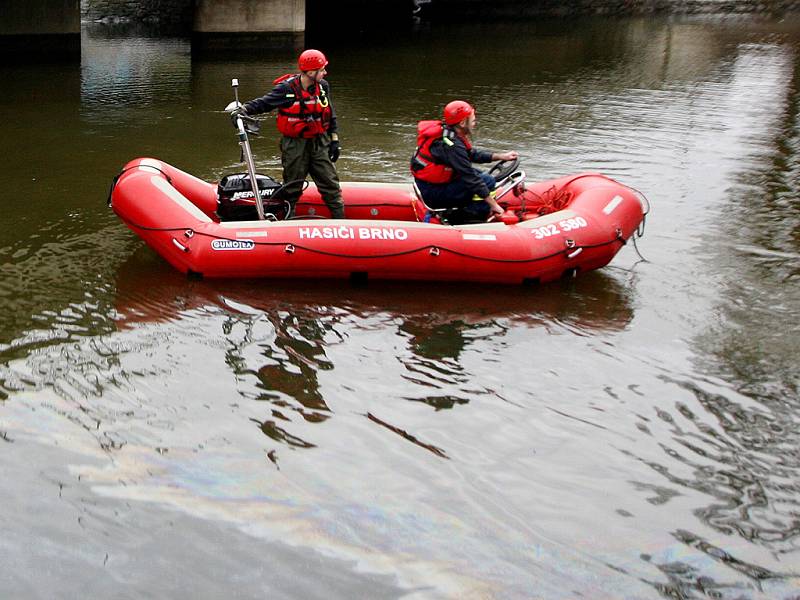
[110,158,646,284]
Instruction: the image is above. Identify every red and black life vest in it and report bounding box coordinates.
[274,74,332,138]
[410,120,472,183]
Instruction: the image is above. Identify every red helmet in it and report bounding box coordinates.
[298,49,328,72]
[443,100,474,126]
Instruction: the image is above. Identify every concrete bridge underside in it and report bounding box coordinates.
[192,0,306,52]
[1,0,311,58]
[0,0,81,60]
[0,0,423,58]
[8,0,797,60]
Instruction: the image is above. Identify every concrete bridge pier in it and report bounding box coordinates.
[0,0,80,61]
[192,0,305,55]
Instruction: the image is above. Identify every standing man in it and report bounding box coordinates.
[235,49,345,219]
[411,100,518,222]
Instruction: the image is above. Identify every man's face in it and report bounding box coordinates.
[308,67,327,82]
[461,112,477,134]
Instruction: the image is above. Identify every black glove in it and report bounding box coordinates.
[328,140,340,163]
[230,105,247,126]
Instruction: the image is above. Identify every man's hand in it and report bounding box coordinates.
[229,105,247,126]
[328,140,341,163]
[495,151,519,162]
[486,198,504,216]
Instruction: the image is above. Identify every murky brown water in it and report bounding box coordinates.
[1,15,799,599]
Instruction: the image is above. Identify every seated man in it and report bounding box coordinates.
[411,100,518,223]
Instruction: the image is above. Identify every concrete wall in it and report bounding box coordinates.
[0,0,80,35]
[189,0,306,54]
[77,0,800,35]
[421,0,800,17]
[193,0,305,33]
[0,0,80,60]
[83,0,305,32]
[81,0,192,26]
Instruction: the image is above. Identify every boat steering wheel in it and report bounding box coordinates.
[487,157,521,184]
[486,157,522,222]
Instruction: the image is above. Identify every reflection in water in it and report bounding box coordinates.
[2,242,646,595]
[614,35,800,597]
[240,309,336,449]
[712,38,800,399]
[0,225,133,399]
[400,319,474,412]
[112,246,636,333]
[367,412,449,459]
[108,246,637,448]
[670,35,800,575]
[80,25,191,114]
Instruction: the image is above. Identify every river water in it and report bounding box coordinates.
[1,14,799,599]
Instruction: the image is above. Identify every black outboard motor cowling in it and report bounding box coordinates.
[217,172,286,221]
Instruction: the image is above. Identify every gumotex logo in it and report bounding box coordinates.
[211,239,255,250]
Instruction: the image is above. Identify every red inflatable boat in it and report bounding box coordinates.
[109,157,647,284]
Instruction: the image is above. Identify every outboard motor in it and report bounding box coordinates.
[217,172,287,221]
[221,78,308,222]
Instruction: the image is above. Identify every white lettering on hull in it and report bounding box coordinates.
[531,217,588,240]
[211,239,255,250]
[298,226,409,241]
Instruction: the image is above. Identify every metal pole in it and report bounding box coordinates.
[232,78,265,221]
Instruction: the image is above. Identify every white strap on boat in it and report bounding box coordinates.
[151,176,212,223]
[602,195,624,215]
